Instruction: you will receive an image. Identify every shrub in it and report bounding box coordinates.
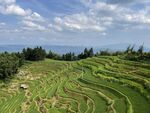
[0,53,21,79]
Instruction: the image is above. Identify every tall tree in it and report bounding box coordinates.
[138,45,144,56]
[22,47,46,61]
[89,48,94,57]
[84,48,88,58]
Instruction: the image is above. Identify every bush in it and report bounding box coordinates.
[0,53,21,79]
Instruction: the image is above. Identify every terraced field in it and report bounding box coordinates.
[0,56,150,113]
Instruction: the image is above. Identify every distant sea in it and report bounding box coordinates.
[0,45,88,54]
[0,44,149,54]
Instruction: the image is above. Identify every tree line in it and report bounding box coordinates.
[46,48,94,61]
[124,45,150,61]
[95,44,150,61]
[16,45,150,61]
[0,45,150,80]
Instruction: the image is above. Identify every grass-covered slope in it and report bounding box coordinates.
[0,56,150,113]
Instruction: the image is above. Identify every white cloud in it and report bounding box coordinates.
[122,13,150,24]
[0,0,45,21]
[54,13,106,32]
[89,1,150,25]
[0,0,47,31]
[0,0,149,33]
[48,24,63,31]
[22,20,46,31]
[54,17,63,24]
[53,0,150,32]
[0,0,28,16]
[51,1,117,32]
[2,4,27,16]
[24,12,45,22]
[93,2,117,11]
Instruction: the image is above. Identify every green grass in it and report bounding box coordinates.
[0,57,150,113]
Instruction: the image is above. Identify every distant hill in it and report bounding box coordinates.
[0,44,149,54]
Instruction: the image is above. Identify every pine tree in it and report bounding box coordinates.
[138,45,144,56]
[84,48,88,58]
[89,48,94,57]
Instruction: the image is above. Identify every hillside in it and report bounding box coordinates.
[0,56,150,113]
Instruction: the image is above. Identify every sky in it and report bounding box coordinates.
[0,0,150,47]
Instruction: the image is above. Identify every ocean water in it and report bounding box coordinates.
[0,45,90,54]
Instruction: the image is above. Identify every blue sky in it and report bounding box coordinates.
[0,0,150,47]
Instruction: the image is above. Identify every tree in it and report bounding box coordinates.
[100,49,111,56]
[125,45,131,54]
[89,48,94,57]
[84,48,88,58]
[22,47,46,61]
[61,52,77,61]
[125,45,135,54]
[47,51,54,59]
[138,45,144,56]
[78,53,84,59]
[47,51,61,60]
[130,45,135,53]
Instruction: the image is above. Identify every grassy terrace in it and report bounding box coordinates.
[0,57,150,113]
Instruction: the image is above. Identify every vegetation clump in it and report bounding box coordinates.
[0,53,22,79]
[22,46,46,61]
